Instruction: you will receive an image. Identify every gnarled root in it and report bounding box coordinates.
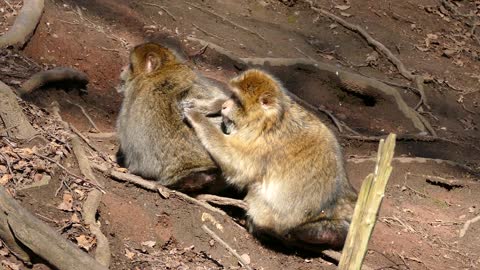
[0,0,45,49]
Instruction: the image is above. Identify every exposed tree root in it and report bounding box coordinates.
[0,81,38,140]
[0,0,44,48]
[305,1,430,112]
[342,134,480,153]
[348,156,479,177]
[91,163,228,216]
[50,102,111,267]
[459,215,480,238]
[18,67,88,96]
[0,187,108,270]
[187,37,432,135]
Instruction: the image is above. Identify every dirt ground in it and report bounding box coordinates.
[1,0,480,269]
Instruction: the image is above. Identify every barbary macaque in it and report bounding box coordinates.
[185,69,357,250]
[116,42,228,192]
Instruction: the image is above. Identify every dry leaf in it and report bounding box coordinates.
[74,189,85,199]
[70,213,81,223]
[335,5,351,11]
[321,54,335,60]
[1,260,20,270]
[0,247,9,256]
[240,253,251,264]
[0,165,7,174]
[0,174,11,186]
[57,193,74,212]
[141,240,156,248]
[442,49,456,58]
[125,248,135,260]
[115,167,128,173]
[12,160,27,170]
[366,51,379,66]
[453,59,464,67]
[75,235,96,251]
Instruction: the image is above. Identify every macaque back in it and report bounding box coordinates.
[117,42,227,191]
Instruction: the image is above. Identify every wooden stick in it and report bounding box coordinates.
[0,186,108,270]
[191,23,224,40]
[201,225,253,270]
[33,152,106,193]
[339,133,396,269]
[66,100,100,132]
[459,215,480,238]
[196,194,248,211]
[70,125,108,161]
[91,163,227,216]
[87,132,116,140]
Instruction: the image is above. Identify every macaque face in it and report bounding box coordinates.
[117,64,132,93]
[221,98,242,135]
[120,64,131,82]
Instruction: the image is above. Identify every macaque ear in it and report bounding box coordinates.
[259,92,275,109]
[145,52,160,73]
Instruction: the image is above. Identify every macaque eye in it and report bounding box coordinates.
[230,94,244,110]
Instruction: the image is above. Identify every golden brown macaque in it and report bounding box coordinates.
[116,42,228,193]
[185,69,358,251]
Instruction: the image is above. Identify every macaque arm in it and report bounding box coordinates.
[186,111,236,170]
[186,98,225,115]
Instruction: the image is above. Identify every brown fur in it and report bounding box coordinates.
[186,69,357,250]
[116,42,227,192]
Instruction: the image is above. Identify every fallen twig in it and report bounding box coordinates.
[305,1,430,113]
[188,2,265,41]
[0,152,13,176]
[201,225,253,270]
[19,67,89,96]
[459,215,480,238]
[91,163,227,216]
[192,23,224,40]
[3,0,15,13]
[0,0,44,48]
[87,132,116,140]
[196,194,248,211]
[317,105,344,133]
[33,152,106,193]
[142,2,176,21]
[66,100,100,132]
[70,125,108,161]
